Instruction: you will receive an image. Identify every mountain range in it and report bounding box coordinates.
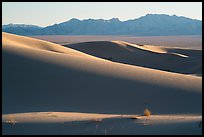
[2,14,202,36]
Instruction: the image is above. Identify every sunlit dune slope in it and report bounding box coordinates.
[2,112,202,135]
[66,41,202,75]
[2,32,94,58]
[2,32,202,115]
[2,112,201,124]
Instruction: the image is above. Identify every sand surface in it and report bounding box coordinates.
[2,112,201,123]
[2,112,202,135]
[2,32,202,135]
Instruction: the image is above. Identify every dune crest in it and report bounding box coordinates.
[66,40,202,75]
[2,32,95,58]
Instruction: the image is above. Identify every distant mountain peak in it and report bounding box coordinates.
[108,18,120,21]
[2,23,42,28]
[139,13,170,19]
[69,18,81,21]
[2,14,202,36]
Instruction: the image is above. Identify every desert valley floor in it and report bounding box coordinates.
[2,32,202,135]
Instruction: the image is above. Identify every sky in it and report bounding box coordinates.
[2,2,202,27]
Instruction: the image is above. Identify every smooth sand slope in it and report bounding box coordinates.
[66,41,202,75]
[2,32,202,115]
[2,112,202,135]
[2,112,201,124]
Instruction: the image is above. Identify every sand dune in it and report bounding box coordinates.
[2,32,202,134]
[2,112,120,123]
[66,41,202,75]
[2,112,202,135]
[2,32,202,116]
[2,112,201,124]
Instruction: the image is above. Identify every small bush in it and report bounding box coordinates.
[144,108,151,116]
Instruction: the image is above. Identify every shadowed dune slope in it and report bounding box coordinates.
[2,32,202,115]
[66,41,202,75]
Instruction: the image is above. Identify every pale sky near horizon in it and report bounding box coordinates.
[2,2,202,27]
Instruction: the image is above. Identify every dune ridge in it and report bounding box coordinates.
[66,40,202,75]
[2,32,96,58]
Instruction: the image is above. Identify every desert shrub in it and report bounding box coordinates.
[144,108,151,116]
